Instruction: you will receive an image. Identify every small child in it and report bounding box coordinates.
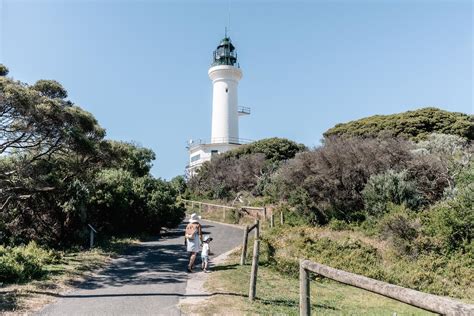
[201,235,213,272]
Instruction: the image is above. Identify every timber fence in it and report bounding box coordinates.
[181,199,267,221]
[181,199,285,226]
[299,259,474,316]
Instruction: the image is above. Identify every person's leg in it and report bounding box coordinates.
[189,252,197,271]
[203,257,209,271]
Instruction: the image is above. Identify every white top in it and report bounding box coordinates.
[201,243,210,256]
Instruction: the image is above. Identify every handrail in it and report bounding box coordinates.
[299,259,474,316]
[88,224,97,233]
[238,106,251,115]
[182,199,265,212]
[186,137,253,149]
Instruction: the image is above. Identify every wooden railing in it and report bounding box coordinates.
[181,199,266,220]
[299,259,474,316]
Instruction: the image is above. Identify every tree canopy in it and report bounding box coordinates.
[323,107,474,141]
[0,64,184,247]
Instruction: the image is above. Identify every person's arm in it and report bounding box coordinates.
[184,226,187,245]
[198,224,203,243]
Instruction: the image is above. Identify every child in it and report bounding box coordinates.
[201,235,213,273]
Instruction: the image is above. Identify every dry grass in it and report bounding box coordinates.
[182,251,434,315]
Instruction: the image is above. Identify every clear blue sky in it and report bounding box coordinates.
[1,0,472,179]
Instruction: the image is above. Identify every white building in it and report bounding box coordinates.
[186,36,250,177]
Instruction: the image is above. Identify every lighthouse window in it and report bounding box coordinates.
[191,154,201,163]
[225,88,228,93]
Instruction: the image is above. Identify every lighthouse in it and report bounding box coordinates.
[209,37,242,144]
[186,35,250,177]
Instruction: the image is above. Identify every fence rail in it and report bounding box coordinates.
[181,199,266,216]
[299,259,474,316]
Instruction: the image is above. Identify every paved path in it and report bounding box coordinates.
[38,220,243,316]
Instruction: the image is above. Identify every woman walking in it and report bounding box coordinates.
[184,213,203,272]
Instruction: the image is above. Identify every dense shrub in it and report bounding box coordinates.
[89,169,184,236]
[187,138,306,200]
[324,107,474,141]
[222,137,306,162]
[362,170,421,216]
[423,179,473,253]
[377,204,421,256]
[0,242,60,283]
[267,137,416,222]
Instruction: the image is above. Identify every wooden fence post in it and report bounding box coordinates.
[255,219,260,239]
[280,211,284,225]
[88,224,97,249]
[199,202,202,213]
[270,214,275,228]
[249,239,260,301]
[241,225,249,265]
[90,229,94,249]
[299,260,310,316]
[223,207,226,220]
[263,207,267,219]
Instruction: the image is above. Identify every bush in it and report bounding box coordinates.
[329,219,351,231]
[423,183,474,253]
[89,169,185,236]
[269,137,416,222]
[377,204,420,256]
[187,138,306,199]
[0,242,60,283]
[363,170,421,216]
[324,107,474,141]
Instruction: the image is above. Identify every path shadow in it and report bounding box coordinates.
[64,225,193,291]
[257,297,338,311]
[24,290,246,300]
[210,263,239,272]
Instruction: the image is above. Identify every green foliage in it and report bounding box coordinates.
[328,219,351,231]
[170,175,187,195]
[324,107,474,141]
[377,204,421,256]
[32,79,68,99]
[423,174,474,253]
[362,170,422,216]
[0,64,9,76]
[0,242,60,283]
[0,65,184,247]
[222,137,306,163]
[263,226,473,298]
[269,137,421,223]
[100,140,156,177]
[188,138,305,200]
[89,169,185,236]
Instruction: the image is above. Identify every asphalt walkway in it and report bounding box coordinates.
[37,220,243,316]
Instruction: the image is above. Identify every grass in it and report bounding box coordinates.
[0,237,137,314]
[183,251,434,315]
[262,226,474,300]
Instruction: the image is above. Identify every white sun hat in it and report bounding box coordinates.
[189,213,201,223]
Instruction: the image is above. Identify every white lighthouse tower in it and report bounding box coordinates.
[187,35,250,177]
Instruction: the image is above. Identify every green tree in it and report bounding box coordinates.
[324,108,474,141]
[0,64,9,76]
